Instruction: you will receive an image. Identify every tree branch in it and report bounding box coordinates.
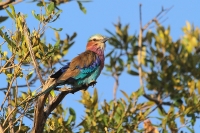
[0,0,23,10]
[22,15,45,85]
[0,124,4,133]
[44,85,88,117]
[143,6,173,30]
[31,77,90,133]
[143,94,174,106]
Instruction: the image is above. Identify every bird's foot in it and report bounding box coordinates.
[88,81,97,87]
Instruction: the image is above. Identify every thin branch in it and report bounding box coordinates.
[22,15,45,85]
[4,102,30,132]
[17,110,33,121]
[142,6,173,30]
[8,86,15,133]
[143,94,173,106]
[0,75,38,91]
[0,0,23,10]
[2,84,42,126]
[137,3,145,92]
[0,84,30,91]
[112,73,119,102]
[0,75,15,111]
[0,48,31,111]
[0,54,15,73]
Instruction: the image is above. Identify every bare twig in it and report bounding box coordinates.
[0,54,15,73]
[142,6,173,30]
[0,52,30,109]
[4,102,30,132]
[0,84,30,91]
[113,73,119,102]
[137,4,145,92]
[8,88,15,133]
[143,94,173,106]
[22,15,45,85]
[0,76,16,111]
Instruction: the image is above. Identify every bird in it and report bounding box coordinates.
[50,34,109,89]
[19,34,108,106]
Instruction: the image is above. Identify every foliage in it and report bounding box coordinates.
[77,88,153,133]
[0,1,199,133]
[0,2,77,132]
[103,20,200,132]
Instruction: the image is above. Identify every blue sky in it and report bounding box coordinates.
[1,0,200,132]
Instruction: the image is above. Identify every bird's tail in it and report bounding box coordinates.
[18,78,57,106]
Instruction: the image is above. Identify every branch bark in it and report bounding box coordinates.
[138,4,144,91]
[0,0,22,10]
[0,124,4,133]
[113,73,119,102]
[31,78,89,133]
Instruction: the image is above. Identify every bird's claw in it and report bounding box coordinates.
[88,81,97,87]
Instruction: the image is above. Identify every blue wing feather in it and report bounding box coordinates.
[51,51,102,87]
[50,62,70,79]
[73,56,101,86]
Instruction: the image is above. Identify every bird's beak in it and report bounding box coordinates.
[101,37,109,43]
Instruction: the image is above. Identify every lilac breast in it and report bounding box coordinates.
[87,47,105,70]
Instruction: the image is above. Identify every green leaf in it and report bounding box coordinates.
[32,10,40,21]
[93,88,98,105]
[49,26,63,31]
[66,115,73,125]
[54,39,60,50]
[69,107,76,116]
[106,49,114,57]
[118,58,124,66]
[127,70,139,76]
[70,32,77,41]
[105,29,116,37]
[69,107,76,121]
[187,127,194,133]
[77,1,86,14]
[32,90,36,96]
[5,8,14,19]
[103,115,108,126]
[120,90,130,101]
[37,1,44,7]
[136,87,144,97]
[9,4,16,17]
[0,29,16,48]
[0,16,8,23]
[26,70,34,80]
[55,10,63,16]
[47,2,55,15]
[50,90,56,97]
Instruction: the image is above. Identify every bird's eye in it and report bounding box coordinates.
[93,38,97,41]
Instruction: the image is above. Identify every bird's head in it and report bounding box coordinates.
[86,34,109,51]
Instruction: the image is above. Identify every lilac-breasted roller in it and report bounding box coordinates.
[50,34,108,88]
[19,34,108,105]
